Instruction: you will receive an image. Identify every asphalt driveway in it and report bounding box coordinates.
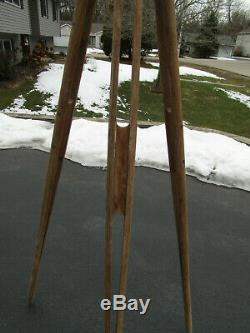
[0,149,250,333]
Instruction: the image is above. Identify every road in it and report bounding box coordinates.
[179,57,250,77]
[0,149,250,333]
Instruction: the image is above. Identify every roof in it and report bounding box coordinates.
[238,28,250,35]
[183,33,235,46]
[60,21,103,34]
[90,23,103,34]
[217,35,235,46]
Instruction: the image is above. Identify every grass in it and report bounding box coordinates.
[181,80,250,137]
[23,90,54,112]
[0,79,34,110]
[118,81,164,122]
[75,99,103,118]
[0,80,103,118]
[1,62,250,138]
[0,78,56,113]
[117,67,250,138]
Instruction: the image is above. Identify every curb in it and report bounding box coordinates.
[3,112,250,146]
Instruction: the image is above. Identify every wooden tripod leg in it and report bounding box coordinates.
[154,1,192,332]
[105,0,124,332]
[115,1,142,332]
[28,0,96,304]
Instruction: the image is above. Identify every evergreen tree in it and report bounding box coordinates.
[101,0,156,59]
[194,10,219,58]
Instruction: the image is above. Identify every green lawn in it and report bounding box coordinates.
[1,63,250,138]
[0,79,34,110]
[0,79,55,113]
[117,67,250,138]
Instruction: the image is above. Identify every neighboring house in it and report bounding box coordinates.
[0,0,60,63]
[88,23,103,49]
[217,35,235,58]
[235,29,250,57]
[54,22,103,54]
[53,22,71,54]
[182,33,235,58]
[181,32,198,56]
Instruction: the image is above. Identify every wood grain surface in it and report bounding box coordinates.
[154,1,193,332]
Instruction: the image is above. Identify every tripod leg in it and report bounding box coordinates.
[154,1,192,332]
[105,0,124,332]
[115,1,142,332]
[28,0,96,304]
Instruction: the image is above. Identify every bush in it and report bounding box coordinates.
[0,55,15,81]
[101,28,154,59]
[193,40,218,58]
[101,29,112,56]
[233,46,243,57]
[193,10,219,58]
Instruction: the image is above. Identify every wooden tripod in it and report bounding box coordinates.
[28,1,192,333]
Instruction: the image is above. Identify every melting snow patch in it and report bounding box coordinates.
[3,95,55,116]
[1,113,250,192]
[87,48,104,54]
[179,66,223,79]
[34,61,158,116]
[216,88,250,109]
[145,63,223,79]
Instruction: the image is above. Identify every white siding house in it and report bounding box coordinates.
[0,0,60,63]
[236,29,250,58]
[54,22,103,54]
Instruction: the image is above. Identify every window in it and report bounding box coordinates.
[5,0,23,7]
[52,1,57,21]
[88,36,96,47]
[0,39,13,55]
[40,0,48,18]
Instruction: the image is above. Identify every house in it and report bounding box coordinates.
[235,29,250,58]
[0,0,60,63]
[217,35,235,58]
[88,23,103,49]
[182,33,235,58]
[53,22,103,54]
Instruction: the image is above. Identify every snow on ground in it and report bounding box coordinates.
[35,61,157,116]
[1,113,250,192]
[216,88,250,109]
[2,60,223,117]
[146,62,160,68]
[210,57,236,61]
[87,48,104,54]
[5,95,55,116]
[180,66,223,79]
[2,60,158,117]
[146,62,222,79]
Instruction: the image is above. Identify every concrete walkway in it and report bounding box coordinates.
[0,149,250,332]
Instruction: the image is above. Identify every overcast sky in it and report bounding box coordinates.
[242,0,250,8]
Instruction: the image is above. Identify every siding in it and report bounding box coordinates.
[0,0,31,35]
[236,34,250,57]
[28,0,40,36]
[54,35,69,47]
[38,0,60,37]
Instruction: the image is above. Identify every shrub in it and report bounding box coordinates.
[233,46,243,57]
[101,27,154,59]
[0,54,15,80]
[101,29,112,56]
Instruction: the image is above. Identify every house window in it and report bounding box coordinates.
[0,39,13,56]
[52,1,57,21]
[88,36,96,47]
[4,0,23,7]
[40,0,48,18]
